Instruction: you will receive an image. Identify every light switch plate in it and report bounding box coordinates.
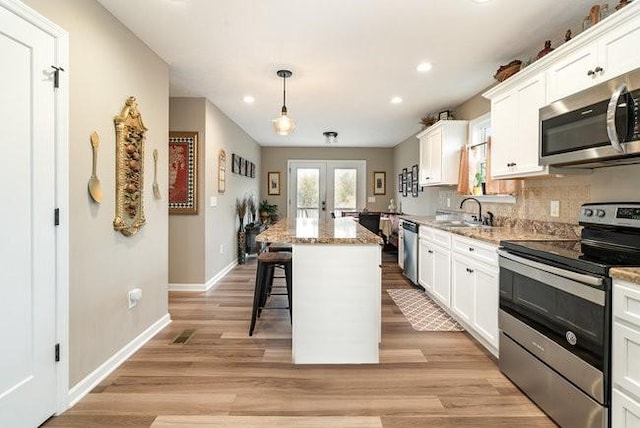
[210,196,217,207]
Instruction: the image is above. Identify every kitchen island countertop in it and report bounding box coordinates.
[256,217,384,245]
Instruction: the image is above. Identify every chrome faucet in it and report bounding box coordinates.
[460,197,482,223]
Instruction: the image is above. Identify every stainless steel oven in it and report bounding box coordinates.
[498,202,640,428]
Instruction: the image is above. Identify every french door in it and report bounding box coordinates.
[288,160,366,222]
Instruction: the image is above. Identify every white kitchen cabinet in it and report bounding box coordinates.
[416,120,467,187]
[548,18,640,102]
[418,226,452,306]
[487,72,548,179]
[451,236,499,354]
[613,278,640,427]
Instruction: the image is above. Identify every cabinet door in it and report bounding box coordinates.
[431,244,450,306]
[599,19,640,82]
[547,44,598,102]
[513,75,547,175]
[490,92,516,178]
[451,255,474,323]
[418,239,433,291]
[612,388,640,428]
[613,320,640,399]
[427,128,442,184]
[473,263,499,349]
[418,136,429,187]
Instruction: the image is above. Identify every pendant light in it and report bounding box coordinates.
[272,69,296,136]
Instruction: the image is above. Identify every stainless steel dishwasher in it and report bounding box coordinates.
[402,220,418,286]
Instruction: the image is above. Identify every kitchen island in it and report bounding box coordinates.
[256,217,383,364]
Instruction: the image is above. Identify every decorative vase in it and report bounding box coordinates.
[237,230,246,264]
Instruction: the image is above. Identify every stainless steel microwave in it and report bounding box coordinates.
[540,68,640,168]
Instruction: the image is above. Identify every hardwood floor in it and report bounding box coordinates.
[44,252,555,427]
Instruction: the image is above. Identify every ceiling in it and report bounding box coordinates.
[97,0,588,148]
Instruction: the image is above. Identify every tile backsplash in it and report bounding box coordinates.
[438,174,591,225]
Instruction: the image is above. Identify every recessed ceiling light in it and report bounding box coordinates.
[391,96,403,104]
[243,95,255,104]
[416,62,433,72]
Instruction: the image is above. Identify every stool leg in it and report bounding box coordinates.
[249,262,265,336]
[259,264,274,313]
[285,261,292,320]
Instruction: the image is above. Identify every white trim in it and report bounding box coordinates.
[0,0,71,416]
[168,259,238,292]
[66,314,171,408]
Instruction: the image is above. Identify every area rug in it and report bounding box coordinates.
[387,289,464,332]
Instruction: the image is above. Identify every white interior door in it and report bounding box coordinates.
[0,4,58,427]
[288,160,365,221]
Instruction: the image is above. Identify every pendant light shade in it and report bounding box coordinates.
[272,69,296,136]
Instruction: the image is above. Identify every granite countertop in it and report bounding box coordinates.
[610,267,640,285]
[400,215,576,246]
[256,217,384,245]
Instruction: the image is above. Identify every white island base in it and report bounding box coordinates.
[292,244,382,364]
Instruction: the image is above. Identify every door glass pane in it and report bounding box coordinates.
[333,168,357,217]
[296,168,319,218]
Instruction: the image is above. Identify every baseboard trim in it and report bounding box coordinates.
[66,313,171,408]
[168,259,237,292]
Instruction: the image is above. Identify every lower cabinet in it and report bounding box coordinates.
[418,237,433,292]
[612,279,640,427]
[431,245,451,307]
[451,252,499,352]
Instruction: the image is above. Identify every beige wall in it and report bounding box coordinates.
[168,98,206,283]
[261,147,394,215]
[25,0,170,387]
[169,98,261,284]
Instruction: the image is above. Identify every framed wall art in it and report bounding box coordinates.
[404,171,411,197]
[168,131,198,215]
[268,171,280,195]
[373,171,386,195]
[218,149,226,193]
[398,173,403,194]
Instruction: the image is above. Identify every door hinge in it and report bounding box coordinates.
[54,208,60,226]
[55,343,60,362]
[51,65,65,89]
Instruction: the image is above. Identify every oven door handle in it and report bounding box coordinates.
[497,249,604,287]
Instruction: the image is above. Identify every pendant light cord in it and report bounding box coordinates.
[282,75,288,114]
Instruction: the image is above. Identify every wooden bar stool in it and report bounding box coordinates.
[249,251,292,336]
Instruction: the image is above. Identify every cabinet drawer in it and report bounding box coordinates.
[452,235,498,265]
[612,388,640,428]
[613,320,640,399]
[614,281,640,326]
[419,226,451,248]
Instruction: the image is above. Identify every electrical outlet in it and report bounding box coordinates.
[446,198,451,208]
[550,200,560,218]
[219,244,224,254]
[368,196,375,203]
[128,288,142,309]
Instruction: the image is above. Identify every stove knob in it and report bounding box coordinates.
[596,209,606,218]
[584,208,594,217]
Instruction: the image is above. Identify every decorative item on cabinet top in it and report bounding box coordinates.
[420,111,455,129]
[113,96,147,236]
[493,60,521,82]
[231,153,255,178]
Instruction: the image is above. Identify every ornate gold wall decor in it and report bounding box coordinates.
[113,96,147,236]
[218,149,226,193]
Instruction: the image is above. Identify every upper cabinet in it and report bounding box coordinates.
[548,19,640,102]
[490,73,547,179]
[484,2,640,179]
[416,120,468,187]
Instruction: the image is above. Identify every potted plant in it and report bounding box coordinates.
[259,199,278,224]
[473,171,485,196]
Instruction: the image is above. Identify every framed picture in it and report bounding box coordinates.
[231,153,238,173]
[239,156,245,175]
[398,173,403,193]
[244,159,250,177]
[373,171,386,195]
[169,131,198,215]
[439,110,451,121]
[404,171,411,197]
[250,162,255,178]
[412,175,419,197]
[268,171,280,195]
